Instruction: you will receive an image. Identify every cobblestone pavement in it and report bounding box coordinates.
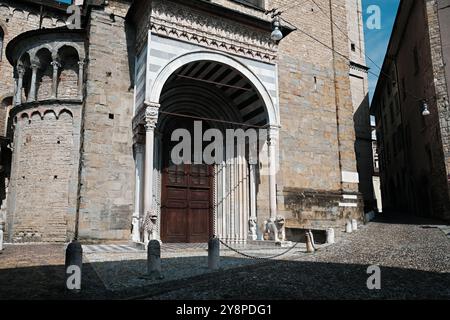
[145,215,450,300]
[0,215,449,299]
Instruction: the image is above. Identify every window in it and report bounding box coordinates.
[0,27,4,61]
[351,43,356,52]
[231,0,265,9]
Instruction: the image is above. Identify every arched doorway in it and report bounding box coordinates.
[155,60,270,243]
[133,52,279,244]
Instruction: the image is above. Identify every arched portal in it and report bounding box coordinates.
[133,53,279,244]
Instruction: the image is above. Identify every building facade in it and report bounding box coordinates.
[371,0,450,221]
[0,0,371,243]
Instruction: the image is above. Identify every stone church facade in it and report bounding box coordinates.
[0,0,372,243]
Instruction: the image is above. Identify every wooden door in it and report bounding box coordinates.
[160,120,213,243]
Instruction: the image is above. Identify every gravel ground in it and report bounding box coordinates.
[0,214,449,300]
[146,215,450,300]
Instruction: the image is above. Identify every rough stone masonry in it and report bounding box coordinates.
[0,0,372,242]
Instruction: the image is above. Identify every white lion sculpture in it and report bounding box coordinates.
[248,217,258,241]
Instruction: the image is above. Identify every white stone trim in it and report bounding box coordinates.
[339,203,358,208]
[148,50,279,126]
[341,171,360,184]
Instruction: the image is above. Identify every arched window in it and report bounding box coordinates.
[57,45,80,99]
[0,27,4,61]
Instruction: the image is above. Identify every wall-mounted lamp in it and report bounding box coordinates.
[422,100,431,116]
[271,15,283,41]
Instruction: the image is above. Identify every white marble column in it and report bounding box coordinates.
[221,161,227,239]
[50,59,60,99]
[13,78,18,106]
[143,102,160,230]
[78,60,85,99]
[248,163,258,240]
[249,164,257,219]
[15,66,25,106]
[28,63,39,102]
[132,144,145,242]
[268,126,279,220]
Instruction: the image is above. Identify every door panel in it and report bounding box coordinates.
[161,119,213,243]
[162,162,213,243]
[188,207,210,242]
[164,207,188,242]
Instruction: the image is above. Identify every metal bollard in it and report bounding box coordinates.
[352,219,358,231]
[346,221,353,233]
[65,241,83,292]
[326,228,335,244]
[308,230,317,250]
[147,240,162,279]
[306,233,315,253]
[0,223,4,252]
[208,237,220,270]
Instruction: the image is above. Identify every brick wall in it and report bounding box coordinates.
[6,106,81,242]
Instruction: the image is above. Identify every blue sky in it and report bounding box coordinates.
[362,0,400,101]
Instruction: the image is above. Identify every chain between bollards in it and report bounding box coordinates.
[216,237,302,260]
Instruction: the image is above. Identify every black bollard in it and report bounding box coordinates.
[147,240,162,279]
[306,233,315,253]
[65,241,83,292]
[208,238,220,270]
[0,223,4,253]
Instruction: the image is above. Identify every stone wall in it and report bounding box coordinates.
[438,0,450,102]
[269,0,363,225]
[6,104,81,242]
[372,0,450,221]
[426,0,450,220]
[347,0,375,211]
[78,2,135,240]
[0,0,68,136]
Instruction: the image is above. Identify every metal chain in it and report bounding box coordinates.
[217,238,302,260]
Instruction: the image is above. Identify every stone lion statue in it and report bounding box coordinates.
[141,201,158,246]
[264,216,287,242]
[265,218,279,242]
[248,217,258,241]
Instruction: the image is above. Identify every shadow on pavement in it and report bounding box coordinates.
[0,255,449,300]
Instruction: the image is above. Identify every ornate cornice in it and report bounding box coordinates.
[349,61,370,73]
[150,0,278,63]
